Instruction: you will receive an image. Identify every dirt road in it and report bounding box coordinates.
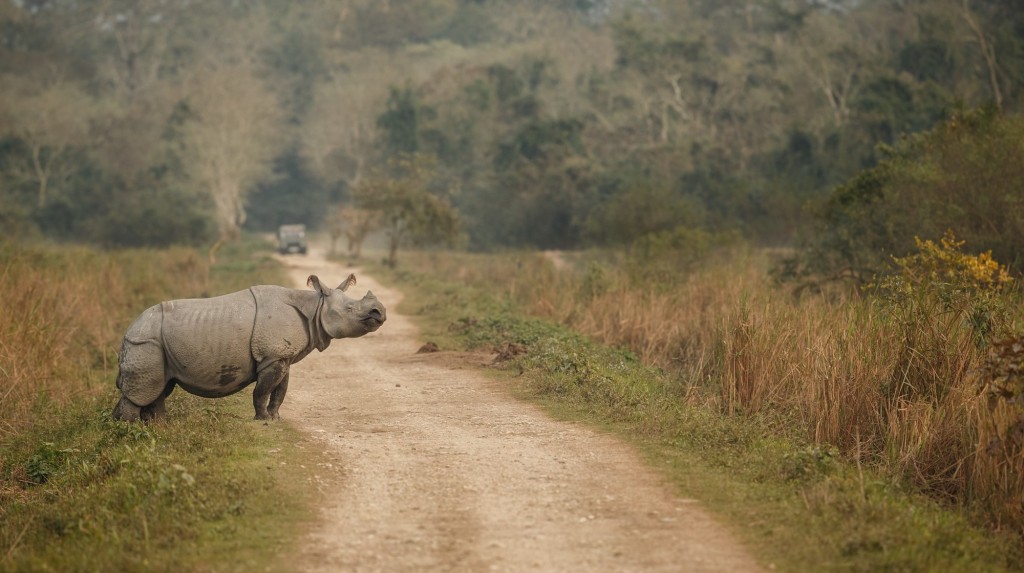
[278,248,763,573]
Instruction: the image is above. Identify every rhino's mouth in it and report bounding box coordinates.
[362,308,384,330]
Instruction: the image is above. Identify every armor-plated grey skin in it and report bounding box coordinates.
[112,274,385,422]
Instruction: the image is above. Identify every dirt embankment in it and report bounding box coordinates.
[277,248,763,573]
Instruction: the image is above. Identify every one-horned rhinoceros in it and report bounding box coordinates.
[112,273,385,422]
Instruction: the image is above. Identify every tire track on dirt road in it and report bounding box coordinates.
[277,248,763,573]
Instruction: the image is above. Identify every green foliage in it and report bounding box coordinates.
[900,38,953,84]
[377,86,421,156]
[624,225,725,285]
[353,154,460,267]
[791,109,1024,285]
[496,119,584,167]
[99,186,215,248]
[262,28,326,123]
[1,394,313,573]
[442,5,497,47]
[25,442,65,484]
[245,147,329,232]
[460,314,574,350]
[854,74,952,144]
[487,64,525,104]
[0,140,215,248]
[780,445,838,483]
[343,0,456,48]
[467,117,591,249]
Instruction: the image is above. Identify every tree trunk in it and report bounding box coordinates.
[962,0,1003,111]
[387,230,400,268]
[31,144,49,208]
[208,237,225,265]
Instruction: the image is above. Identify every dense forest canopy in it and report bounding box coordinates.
[0,0,1021,255]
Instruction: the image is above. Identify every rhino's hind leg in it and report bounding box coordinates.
[140,382,174,422]
[116,337,168,422]
[253,362,288,420]
[113,396,143,422]
[267,374,290,420]
[140,396,167,422]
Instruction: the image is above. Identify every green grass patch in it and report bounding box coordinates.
[1,394,314,573]
[369,256,1024,572]
[1,236,317,572]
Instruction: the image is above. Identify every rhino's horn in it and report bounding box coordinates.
[337,274,356,292]
[307,275,330,296]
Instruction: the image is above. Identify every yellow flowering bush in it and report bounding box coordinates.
[875,230,1014,340]
[889,230,1012,294]
[866,230,1018,410]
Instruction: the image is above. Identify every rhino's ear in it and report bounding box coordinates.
[307,275,332,296]
[337,273,356,292]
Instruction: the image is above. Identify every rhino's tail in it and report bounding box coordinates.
[115,337,130,390]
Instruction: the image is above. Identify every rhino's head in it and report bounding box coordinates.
[307,274,387,338]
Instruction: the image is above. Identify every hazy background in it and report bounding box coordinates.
[1,0,1021,254]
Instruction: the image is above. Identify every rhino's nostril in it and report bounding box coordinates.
[368,308,383,320]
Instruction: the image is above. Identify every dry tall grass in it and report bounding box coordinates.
[973,339,1024,530]
[410,247,1022,531]
[0,243,208,437]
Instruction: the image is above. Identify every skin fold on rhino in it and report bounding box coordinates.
[112,273,386,422]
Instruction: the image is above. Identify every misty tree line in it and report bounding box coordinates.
[0,0,1021,267]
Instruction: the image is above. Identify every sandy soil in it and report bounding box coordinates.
[276,247,763,573]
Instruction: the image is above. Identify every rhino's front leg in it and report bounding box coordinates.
[253,362,288,420]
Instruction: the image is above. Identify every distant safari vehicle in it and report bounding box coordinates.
[277,224,308,255]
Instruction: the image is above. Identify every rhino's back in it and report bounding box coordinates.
[161,289,258,397]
